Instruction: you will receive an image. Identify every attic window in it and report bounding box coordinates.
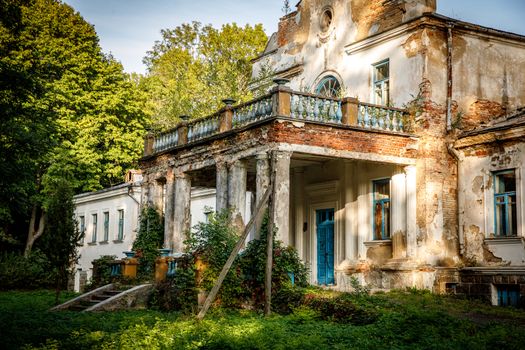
[320,8,333,32]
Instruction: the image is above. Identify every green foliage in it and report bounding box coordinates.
[87,255,118,289]
[150,257,197,314]
[142,21,267,129]
[349,276,371,297]
[133,207,164,278]
[0,0,148,251]
[183,210,308,309]
[0,250,54,290]
[239,214,308,306]
[38,179,81,302]
[3,290,525,350]
[185,210,246,307]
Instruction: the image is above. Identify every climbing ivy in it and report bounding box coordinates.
[133,207,164,279]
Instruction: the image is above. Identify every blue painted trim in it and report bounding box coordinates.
[316,208,335,285]
[493,170,517,237]
[315,75,340,96]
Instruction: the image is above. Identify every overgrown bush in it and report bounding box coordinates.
[133,207,164,279]
[0,250,55,290]
[239,214,308,307]
[186,210,308,309]
[86,255,119,289]
[185,210,246,307]
[150,256,197,313]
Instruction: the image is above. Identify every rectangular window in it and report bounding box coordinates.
[91,214,97,243]
[373,179,390,240]
[494,170,517,237]
[79,216,85,244]
[496,285,520,307]
[117,209,124,241]
[373,60,389,105]
[103,212,109,242]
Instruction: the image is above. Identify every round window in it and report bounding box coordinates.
[320,8,333,32]
[315,75,341,98]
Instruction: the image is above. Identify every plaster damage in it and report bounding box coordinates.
[140,0,525,303]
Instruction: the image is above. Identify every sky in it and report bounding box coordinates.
[62,0,525,75]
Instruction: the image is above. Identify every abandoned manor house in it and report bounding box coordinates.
[140,0,525,306]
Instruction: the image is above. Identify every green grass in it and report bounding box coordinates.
[1,289,525,349]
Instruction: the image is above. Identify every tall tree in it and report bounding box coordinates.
[39,179,81,304]
[0,0,148,254]
[143,22,267,130]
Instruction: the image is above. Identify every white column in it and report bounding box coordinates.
[172,172,191,252]
[228,160,247,226]
[391,170,407,259]
[405,165,417,258]
[293,167,305,260]
[272,150,292,245]
[357,163,369,260]
[344,161,358,261]
[164,170,175,248]
[216,161,228,212]
[255,153,270,239]
[153,179,165,215]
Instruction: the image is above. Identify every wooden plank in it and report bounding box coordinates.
[196,186,271,320]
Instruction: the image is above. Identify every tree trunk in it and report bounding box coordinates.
[24,204,45,257]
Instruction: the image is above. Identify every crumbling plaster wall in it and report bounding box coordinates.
[458,142,525,266]
[420,26,525,129]
[252,0,430,107]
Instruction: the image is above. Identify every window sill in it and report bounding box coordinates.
[484,237,524,246]
[99,241,109,245]
[112,239,124,244]
[87,242,97,246]
[364,240,392,247]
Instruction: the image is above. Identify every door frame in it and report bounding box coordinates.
[309,200,339,285]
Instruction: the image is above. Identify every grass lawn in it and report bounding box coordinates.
[1,289,525,350]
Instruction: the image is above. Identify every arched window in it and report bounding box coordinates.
[315,75,341,98]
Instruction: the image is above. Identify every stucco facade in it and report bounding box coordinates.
[140,0,525,306]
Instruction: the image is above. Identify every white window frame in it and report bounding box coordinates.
[372,59,390,105]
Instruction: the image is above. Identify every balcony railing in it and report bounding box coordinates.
[144,81,413,156]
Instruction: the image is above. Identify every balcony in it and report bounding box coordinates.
[143,80,414,157]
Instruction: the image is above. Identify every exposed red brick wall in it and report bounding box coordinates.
[462,100,505,131]
[267,121,418,159]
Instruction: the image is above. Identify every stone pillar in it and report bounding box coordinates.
[272,150,292,245]
[255,153,270,239]
[215,161,228,212]
[341,97,359,126]
[172,172,191,252]
[152,179,165,214]
[164,170,175,248]
[405,165,417,258]
[357,164,368,260]
[293,167,305,260]
[344,161,358,261]
[391,171,407,259]
[228,160,247,227]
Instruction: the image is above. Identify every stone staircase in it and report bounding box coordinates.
[51,283,152,312]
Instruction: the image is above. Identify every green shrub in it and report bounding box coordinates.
[304,292,378,325]
[0,250,55,290]
[239,214,308,307]
[86,255,118,289]
[185,209,247,307]
[133,206,164,279]
[150,256,197,313]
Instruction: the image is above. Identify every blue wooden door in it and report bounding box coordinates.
[317,209,335,285]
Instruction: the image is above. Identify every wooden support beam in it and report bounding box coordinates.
[196,184,272,320]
